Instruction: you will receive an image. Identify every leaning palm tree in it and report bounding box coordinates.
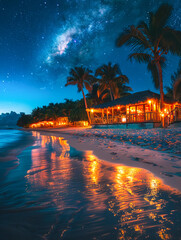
[95,62,130,101]
[65,66,93,123]
[116,3,181,110]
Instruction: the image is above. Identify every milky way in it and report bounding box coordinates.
[0,0,180,113]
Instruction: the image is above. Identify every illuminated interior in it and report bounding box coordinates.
[88,98,181,125]
[29,117,88,128]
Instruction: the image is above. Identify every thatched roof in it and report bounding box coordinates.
[92,90,174,109]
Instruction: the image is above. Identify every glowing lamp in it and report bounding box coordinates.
[91,109,94,113]
[122,117,126,123]
[153,104,156,111]
[160,113,164,117]
[148,100,152,104]
[117,106,120,110]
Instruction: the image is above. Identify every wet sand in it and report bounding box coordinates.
[24,128,181,192]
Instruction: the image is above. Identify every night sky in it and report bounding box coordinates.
[0,0,181,114]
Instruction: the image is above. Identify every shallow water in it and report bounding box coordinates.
[0,129,22,148]
[0,131,181,240]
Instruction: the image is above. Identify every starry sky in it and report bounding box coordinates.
[0,0,181,114]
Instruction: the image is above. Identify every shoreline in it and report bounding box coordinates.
[25,128,181,192]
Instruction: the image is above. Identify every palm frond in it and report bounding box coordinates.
[116,28,133,47]
[148,4,173,42]
[117,25,153,53]
[101,91,109,100]
[114,75,129,84]
[138,21,150,36]
[161,27,181,55]
[84,81,92,93]
[129,53,152,63]
[154,4,173,29]
[65,80,77,87]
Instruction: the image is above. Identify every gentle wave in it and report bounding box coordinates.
[0,129,22,149]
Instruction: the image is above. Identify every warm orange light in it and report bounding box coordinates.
[160,113,164,117]
[148,100,152,104]
[117,106,120,110]
[153,104,156,111]
[91,109,94,113]
[122,117,126,123]
[83,121,88,126]
[30,120,54,128]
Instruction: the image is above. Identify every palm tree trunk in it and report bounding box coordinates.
[156,61,164,111]
[109,89,114,101]
[111,91,115,101]
[109,84,115,101]
[156,61,165,127]
[81,88,91,124]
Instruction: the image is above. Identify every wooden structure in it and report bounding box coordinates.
[87,90,181,126]
[30,117,69,128]
[29,117,89,128]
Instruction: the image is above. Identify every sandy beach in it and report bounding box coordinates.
[25,127,181,192]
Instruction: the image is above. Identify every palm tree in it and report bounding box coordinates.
[116,3,181,111]
[112,79,132,99]
[65,66,93,123]
[87,83,110,105]
[95,62,131,101]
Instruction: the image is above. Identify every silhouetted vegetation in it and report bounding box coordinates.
[0,111,24,128]
[116,3,181,110]
[17,99,89,127]
[17,113,33,128]
[95,62,132,101]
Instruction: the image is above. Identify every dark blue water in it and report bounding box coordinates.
[0,131,180,240]
[0,129,22,148]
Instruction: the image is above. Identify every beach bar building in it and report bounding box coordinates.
[30,117,69,128]
[87,90,181,128]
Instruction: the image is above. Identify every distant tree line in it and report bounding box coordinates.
[17,99,89,127]
[0,111,24,128]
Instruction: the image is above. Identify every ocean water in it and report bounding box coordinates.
[0,131,180,240]
[0,129,22,149]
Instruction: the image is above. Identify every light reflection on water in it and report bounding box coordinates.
[0,131,180,240]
